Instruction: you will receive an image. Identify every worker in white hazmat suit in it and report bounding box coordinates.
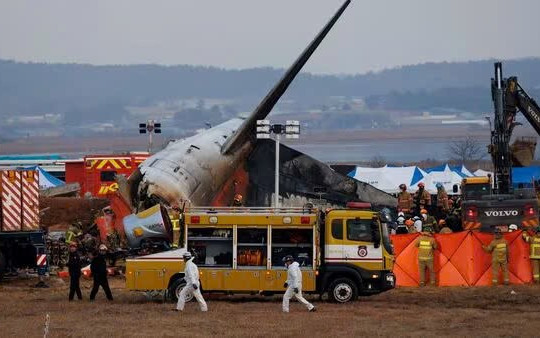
[282,255,316,313]
[174,252,208,312]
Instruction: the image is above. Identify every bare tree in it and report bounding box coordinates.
[446,136,486,164]
[368,155,387,168]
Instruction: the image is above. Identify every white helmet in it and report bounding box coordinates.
[508,224,518,232]
[182,252,192,260]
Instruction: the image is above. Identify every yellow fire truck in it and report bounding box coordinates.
[125,203,395,303]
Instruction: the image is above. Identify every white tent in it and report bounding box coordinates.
[349,166,426,193]
[474,169,492,177]
[412,167,463,194]
[456,165,474,177]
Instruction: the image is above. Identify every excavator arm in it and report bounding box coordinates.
[490,62,540,194]
[506,76,540,135]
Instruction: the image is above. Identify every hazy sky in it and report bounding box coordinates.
[1,0,539,74]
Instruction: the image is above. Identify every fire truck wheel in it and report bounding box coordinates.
[0,251,5,281]
[328,277,358,303]
[168,278,193,303]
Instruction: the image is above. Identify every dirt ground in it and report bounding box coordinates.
[2,277,540,337]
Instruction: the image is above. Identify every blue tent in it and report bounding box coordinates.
[21,166,65,189]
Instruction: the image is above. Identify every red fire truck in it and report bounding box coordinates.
[0,168,46,281]
[65,152,149,197]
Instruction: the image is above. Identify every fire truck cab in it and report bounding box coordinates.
[65,153,149,197]
[126,203,395,303]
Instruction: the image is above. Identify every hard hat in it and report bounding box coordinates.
[420,209,428,214]
[509,224,518,232]
[418,182,425,188]
[282,255,294,263]
[397,216,405,224]
[98,244,107,251]
[413,216,420,221]
[398,212,405,217]
[182,252,192,260]
[399,184,407,190]
[405,219,414,226]
[234,194,243,201]
[438,219,446,225]
[436,183,443,189]
[422,226,433,233]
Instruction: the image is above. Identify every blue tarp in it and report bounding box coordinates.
[512,166,540,187]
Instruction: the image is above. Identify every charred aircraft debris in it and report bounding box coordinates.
[121,0,396,212]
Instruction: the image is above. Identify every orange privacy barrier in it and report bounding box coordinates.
[391,231,533,286]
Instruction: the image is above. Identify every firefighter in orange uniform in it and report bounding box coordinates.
[415,226,438,286]
[435,183,449,219]
[522,227,540,283]
[483,228,509,285]
[414,183,431,216]
[397,184,413,214]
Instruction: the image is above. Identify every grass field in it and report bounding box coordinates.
[2,276,540,337]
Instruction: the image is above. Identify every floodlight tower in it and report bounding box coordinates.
[256,120,300,208]
[139,120,162,153]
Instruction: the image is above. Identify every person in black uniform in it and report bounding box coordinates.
[89,244,113,301]
[68,242,83,300]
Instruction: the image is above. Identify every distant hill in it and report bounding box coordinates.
[1,58,539,118]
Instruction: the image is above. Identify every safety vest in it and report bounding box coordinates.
[418,238,434,260]
[528,236,540,259]
[65,230,76,243]
[494,242,507,262]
